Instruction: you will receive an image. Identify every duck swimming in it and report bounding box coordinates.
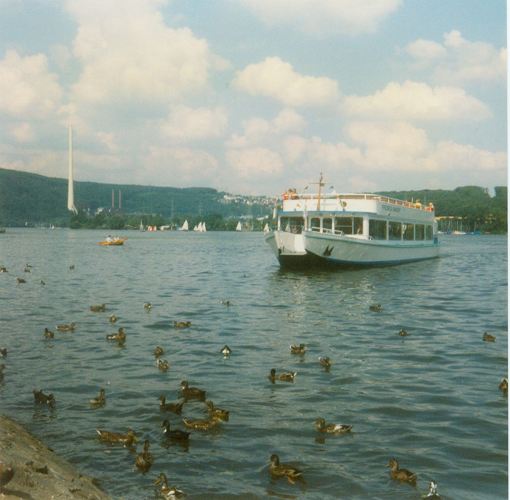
[161,419,190,441]
[144,302,152,311]
[268,368,297,383]
[499,377,508,395]
[206,400,229,421]
[369,304,383,312]
[221,345,232,357]
[0,348,6,357]
[173,320,191,329]
[182,416,220,431]
[106,327,126,344]
[33,389,56,408]
[423,480,441,498]
[315,417,352,434]
[56,322,75,332]
[290,344,306,355]
[399,329,409,337]
[135,439,154,473]
[269,454,303,484]
[90,388,106,408]
[159,396,184,414]
[43,328,54,339]
[96,428,138,447]
[154,473,185,499]
[319,356,332,370]
[157,359,170,372]
[483,332,496,342]
[0,266,7,273]
[387,458,417,485]
[180,380,206,401]
[154,346,165,358]
[16,277,26,284]
[109,314,118,323]
[90,304,106,312]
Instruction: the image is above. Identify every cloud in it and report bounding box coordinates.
[233,57,339,107]
[226,147,284,178]
[66,0,222,105]
[236,0,401,36]
[162,105,228,142]
[404,30,506,84]
[0,50,62,118]
[10,122,34,143]
[344,80,491,121]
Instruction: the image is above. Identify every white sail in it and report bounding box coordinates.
[236,221,242,231]
[181,220,189,231]
[202,222,207,232]
[263,223,269,233]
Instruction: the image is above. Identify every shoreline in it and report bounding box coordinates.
[0,414,110,499]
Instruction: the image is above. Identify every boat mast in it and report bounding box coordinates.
[316,172,324,211]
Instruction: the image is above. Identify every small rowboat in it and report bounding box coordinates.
[98,238,127,246]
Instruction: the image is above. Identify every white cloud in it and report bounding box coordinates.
[66,0,220,104]
[0,50,62,118]
[10,122,34,143]
[237,0,401,36]
[233,57,339,107]
[162,105,228,142]
[405,30,506,84]
[344,80,491,121]
[226,147,284,178]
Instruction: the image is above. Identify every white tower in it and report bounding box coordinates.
[67,125,77,214]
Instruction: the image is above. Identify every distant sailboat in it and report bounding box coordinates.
[263,223,269,233]
[139,220,145,231]
[202,222,207,232]
[236,221,242,232]
[180,220,189,231]
[193,224,199,231]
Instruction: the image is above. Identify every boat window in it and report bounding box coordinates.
[353,217,363,235]
[369,219,387,240]
[425,225,433,240]
[280,217,304,234]
[310,217,320,232]
[334,216,352,235]
[403,223,414,240]
[415,224,425,240]
[322,218,332,233]
[388,221,402,240]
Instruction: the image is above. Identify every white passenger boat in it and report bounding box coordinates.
[265,175,439,268]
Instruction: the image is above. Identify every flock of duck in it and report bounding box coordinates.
[0,263,507,499]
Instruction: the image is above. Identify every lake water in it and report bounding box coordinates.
[0,229,507,499]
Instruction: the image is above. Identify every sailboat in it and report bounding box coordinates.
[263,223,269,233]
[200,222,207,232]
[236,221,242,232]
[180,220,189,231]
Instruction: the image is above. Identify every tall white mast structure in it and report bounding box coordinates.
[67,125,77,214]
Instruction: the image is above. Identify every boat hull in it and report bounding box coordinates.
[265,231,316,268]
[304,231,439,267]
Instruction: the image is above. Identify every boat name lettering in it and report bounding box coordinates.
[381,203,401,213]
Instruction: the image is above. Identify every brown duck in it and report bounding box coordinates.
[106,327,126,345]
[387,458,417,485]
[154,473,185,499]
[161,419,190,442]
[154,346,164,358]
[56,322,75,332]
[33,389,56,408]
[183,416,220,431]
[109,314,118,323]
[174,321,191,329]
[499,377,508,395]
[483,332,496,342]
[269,454,303,484]
[290,344,306,355]
[90,304,106,312]
[135,439,154,473]
[90,388,106,408]
[315,417,352,434]
[157,359,170,372]
[43,328,54,339]
[96,428,138,447]
[319,356,332,370]
[180,380,206,401]
[206,400,229,421]
[268,368,296,383]
[159,395,184,414]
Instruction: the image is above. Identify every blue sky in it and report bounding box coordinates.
[0,0,506,195]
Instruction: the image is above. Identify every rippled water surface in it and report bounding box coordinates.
[0,230,507,499]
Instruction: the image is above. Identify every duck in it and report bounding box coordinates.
[90,388,106,408]
[399,329,409,337]
[387,458,417,485]
[40,279,46,285]
[483,332,496,342]
[319,356,332,370]
[135,439,154,473]
[90,304,106,312]
[43,328,54,339]
[0,348,6,357]
[0,266,7,273]
[180,380,206,401]
[174,321,191,329]
[161,419,190,442]
[56,322,76,332]
[221,299,231,306]
[182,416,220,431]
[369,304,383,312]
[154,346,165,358]
[24,265,31,273]
[109,314,118,323]
[16,277,26,284]
[290,343,306,355]
[154,473,185,499]
[144,302,152,311]
[0,462,14,491]
[159,396,184,414]
[106,327,126,344]
[206,400,229,421]
[499,377,508,395]
[268,368,297,383]
[69,264,75,270]
[221,345,232,357]
[269,454,303,484]
[315,417,352,434]
[96,428,138,447]
[157,359,170,372]
[423,480,441,498]
[33,389,56,408]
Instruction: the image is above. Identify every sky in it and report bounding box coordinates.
[0,0,506,196]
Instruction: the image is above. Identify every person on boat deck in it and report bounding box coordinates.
[106,235,113,242]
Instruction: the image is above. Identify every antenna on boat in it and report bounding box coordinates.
[314,172,325,211]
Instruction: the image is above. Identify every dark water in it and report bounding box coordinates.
[0,230,507,499]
